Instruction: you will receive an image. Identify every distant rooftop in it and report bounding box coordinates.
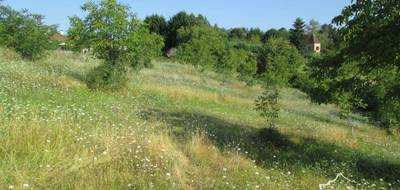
[308,33,320,44]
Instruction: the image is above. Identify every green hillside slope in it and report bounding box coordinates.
[0,50,399,189]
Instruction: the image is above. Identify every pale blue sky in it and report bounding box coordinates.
[4,0,352,31]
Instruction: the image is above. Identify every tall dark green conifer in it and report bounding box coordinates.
[289,18,306,51]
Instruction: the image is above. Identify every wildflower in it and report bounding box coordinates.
[102,151,107,155]
[9,185,14,189]
[166,173,171,177]
[23,183,29,188]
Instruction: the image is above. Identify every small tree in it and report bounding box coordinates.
[66,16,92,53]
[68,0,163,90]
[256,86,280,127]
[256,38,305,127]
[0,4,56,60]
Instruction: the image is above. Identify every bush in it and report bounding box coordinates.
[176,25,259,80]
[176,26,226,69]
[257,38,305,86]
[0,4,56,60]
[85,63,127,90]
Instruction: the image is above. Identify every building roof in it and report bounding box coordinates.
[308,33,320,44]
[51,32,67,42]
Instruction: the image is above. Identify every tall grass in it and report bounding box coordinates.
[0,50,399,189]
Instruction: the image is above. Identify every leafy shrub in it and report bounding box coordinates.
[0,4,56,60]
[257,38,306,86]
[176,26,226,69]
[85,63,127,90]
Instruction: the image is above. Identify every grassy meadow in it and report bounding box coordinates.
[0,49,399,189]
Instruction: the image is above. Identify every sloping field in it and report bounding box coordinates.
[0,50,399,189]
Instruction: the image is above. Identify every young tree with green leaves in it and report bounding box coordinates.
[68,0,163,90]
[256,37,305,127]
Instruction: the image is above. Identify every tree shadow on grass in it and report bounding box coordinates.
[140,109,400,185]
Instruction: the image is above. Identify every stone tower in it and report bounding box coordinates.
[308,33,321,54]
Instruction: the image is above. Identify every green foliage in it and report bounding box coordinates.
[66,16,91,52]
[263,28,290,42]
[176,25,258,81]
[333,0,400,70]
[0,4,56,60]
[306,19,321,33]
[246,28,263,42]
[176,26,225,69]
[228,27,248,39]
[228,27,263,43]
[257,38,306,86]
[256,87,280,127]
[303,0,400,128]
[85,63,127,90]
[125,26,164,68]
[234,49,257,83]
[68,0,163,90]
[165,11,209,49]
[144,14,168,37]
[317,24,342,54]
[289,18,306,51]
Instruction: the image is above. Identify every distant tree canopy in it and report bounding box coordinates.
[165,11,209,49]
[0,4,57,60]
[144,14,168,36]
[304,0,400,128]
[68,0,163,90]
[176,25,257,81]
[246,28,263,42]
[263,28,290,42]
[228,27,248,39]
